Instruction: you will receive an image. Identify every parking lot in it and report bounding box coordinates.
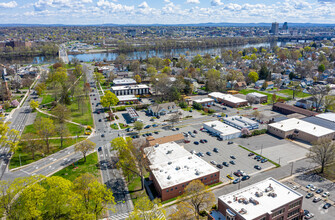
[284,178,335,220]
[234,134,310,166]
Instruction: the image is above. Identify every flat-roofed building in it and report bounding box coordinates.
[126,107,139,122]
[267,118,335,143]
[315,113,335,123]
[145,142,219,201]
[111,84,149,96]
[193,98,214,107]
[113,78,137,86]
[273,102,317,117]
[217,177,303,220]
[203,120,241,140]
[246,92,268,104]
[209,92,248,108]
[117,95,139,105]
[223,116,259,130]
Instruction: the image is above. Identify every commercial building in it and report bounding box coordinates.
[315,112,335,123]
[273,102,318,117]
[0,68,11,102]
[117,95,139,105]
[246,92,268,104]
[217,177,303,220]
[223,116,259,130]
[193,98,214,107]
[145,142,219,201]
[111,84,149,96]
[209,92,248,108]
[267,118,335,143]
[271,22,279,35]
[148,102,179,116]
[126,107,139,122]
[203,120,241,140]
[113,78,137,86]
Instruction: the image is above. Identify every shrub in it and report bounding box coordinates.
[192,102,203,110]
[212,204,218,210]
[199,210,208,217]
[179,101,188,108]
[252,129,267,136]
[208,109,216,114]
[115,115,119,119]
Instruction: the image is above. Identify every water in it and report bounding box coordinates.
[1,41,285,65]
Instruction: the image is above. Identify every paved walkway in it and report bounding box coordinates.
[36,108,87,128]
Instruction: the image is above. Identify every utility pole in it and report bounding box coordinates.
[290,162,294,176]
[260,144,263,156]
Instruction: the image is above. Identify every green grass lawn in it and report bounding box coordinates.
[9,138,86,169]
[239,89,290,101]
[279,89,311,98]
[52,152,100,181]
[40,94,54,105]
[128,172,150,205]
[68,97,94,127]
[5,107,16,113]
[22,112,84,137]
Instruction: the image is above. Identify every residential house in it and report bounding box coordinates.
[148,102,179,116]
[234,81,247,90]
[302,77,314,86]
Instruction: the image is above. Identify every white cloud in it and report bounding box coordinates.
[0,1,18,8]
[211,0,224,6]
[164,0,171,3]
[186,0,200,4]
[81,0,93,3]
[138,1,149,9]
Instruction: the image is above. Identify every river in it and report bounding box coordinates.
[1,41,287,65]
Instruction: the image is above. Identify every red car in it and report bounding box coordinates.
[253,107,258,110]
[184,140,190,143]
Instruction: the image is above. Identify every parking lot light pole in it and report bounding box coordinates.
[260,144,263,156]
[290,162,294,176]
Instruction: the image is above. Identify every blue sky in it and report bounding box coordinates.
[0,0,334,24]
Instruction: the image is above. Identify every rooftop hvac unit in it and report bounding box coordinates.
[239,208,247,214]
[268,192,277,198]
[176,166,180,170]
[168,161,172,165]
[211,124,216,127]
[166,150,173,154]
[154,144,159,148]
[167,175,171,180]
[188,156,192,159]
[255,192,263,197]
[195,170,200,175]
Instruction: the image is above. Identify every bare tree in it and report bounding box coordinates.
[308,85,330,112]
[307,140,335,173]
[168,112,180,128]
[246,95,256,106]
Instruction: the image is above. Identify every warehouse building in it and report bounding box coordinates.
[209,92,248,108]
[117,95,139,105]
[223,116,259,130]
[216,177,303,220]
[203,120,241,140]
[193,98,214,107]
[246,92,268,104]
[267,118,335,143]
[145,142,219,201]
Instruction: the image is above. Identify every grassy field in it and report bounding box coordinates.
[9,138,85,169]
[279,89,311,98]
[22,112,84,137]
[52,152,100,181]
[68,97,94,127]
[239,89,290,102]
[40,94,54,105]
[128,172,149,205]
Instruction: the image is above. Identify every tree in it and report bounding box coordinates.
[100,91,119,109]
[226,70,245,82]
[271,93,278,106]
[318,64,325,73]
[35,83,46,96]
[261,81,268,90]
[192,102,203,110]
[248,71,259,83]
[127,197,165,220]
[51,104,70,124]
[178,180,216,219]
[34,117,55,153]
[168,112,180,128]
[21,133,43,160]
[307,140,335,173]
[134,74,141,83]
[74,139,96,162]
[289,72,295,80]
[179,101,188,108]
[147,66,157,77]
[55,123,70,148]
[308,85,330,112]
[205,69,226,92]
[0,118,20,152]
[73,65,83,77]
[133,121,144,134]
[323,96,335,112]
[246,95,256,106]
[93,71,104,85]
[170,201,194,220]
[29,99,39,110]
[191,54,203,68]
[241,128,251,137]
[258,64,270,80]
[162,66,171,74]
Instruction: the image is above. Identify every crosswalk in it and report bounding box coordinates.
[105,212,129,220]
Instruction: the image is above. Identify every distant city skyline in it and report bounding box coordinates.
[0,0,334,25]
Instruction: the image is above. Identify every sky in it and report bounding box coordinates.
[0,0,334,24]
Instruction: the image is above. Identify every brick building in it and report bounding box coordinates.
[209,92,248,108]
[144,142,219,201]
[216,177,303,220]
[272,102,317,117]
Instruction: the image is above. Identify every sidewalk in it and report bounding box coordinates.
[36,108,87,128]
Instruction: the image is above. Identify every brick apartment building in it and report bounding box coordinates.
[144,142,219,201]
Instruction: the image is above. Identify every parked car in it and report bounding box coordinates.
[101,134,105,137]
[230,155,236,159]
[152,124,158,127]
[233,178,241,184]
[248,153,255,156]
[223,162,229,167]
[193,130,198,134]
[216,164,223,169]
[230,160,235,165]
[306,193,314,199]
[322,192,330,197]
[194,141,199,145]
[306,184,314,189]
[200,139,204,143]
[227,174,234,180]
[234,171,242,177]
[210,160,217,165]
[206,152,212,156]
[98,119,102,122]
[213,148,219,153]
[184,139,190,143]
[261,158,268,163]
[316,188,324,194]
[98,147,102,151]
[228,141,233,145]
[241,175,250,181]
[154,131,159,134]
[144,125,151,129]
[323,203,331,209]
[310,186,316,191]
[312,197,321,203]
[222,107,227,110]
[190,150,196,154]
[254,165,261,170]
[305,213,314,219]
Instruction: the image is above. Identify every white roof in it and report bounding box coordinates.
[144,142,218,189]
[223,116,258,129]
[268,118,334,137]
[113,78,136,85]
[316,113,335,123]
[203,120,241,136]
[111,84,149,91]
[219,177,303,220]
[209,92,247,104]
[247,92,268,98]
[117,95,138,101]
[194,98,214,103]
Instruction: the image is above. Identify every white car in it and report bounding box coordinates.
[210,160,217,165]
[306,184,314,189]
[190,150,196,154]
[304,213,314,219]
[292,185,299,190]
[322,192,330,197]
[310,186,316,191]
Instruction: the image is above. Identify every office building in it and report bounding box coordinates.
[223,116,259,130]
[113,78,137,86]
[145,142,219,201]
[111,84,149,96]
[193,98,214,107]
[217,177,303,220]
[246,92,268,104]
[203,120,241,140]
[271,22,279,35]
[209,92,248,108]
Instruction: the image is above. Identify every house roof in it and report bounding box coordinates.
[146,133,184,146]
[150,102,178,114]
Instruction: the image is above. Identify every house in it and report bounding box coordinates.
[193,98,214,107]
[266,81,274,89]
[255,80,265,88]
[246,92,268,104]
[148,102,179,116]
[234,81,247,90]
[302,77,314,86]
